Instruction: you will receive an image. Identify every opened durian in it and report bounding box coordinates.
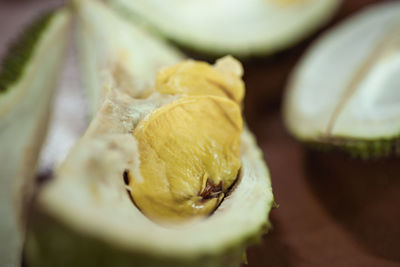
[283,1,400,158]
[25,1,273,266]
[107,0,341,57]
[0,9,70,267]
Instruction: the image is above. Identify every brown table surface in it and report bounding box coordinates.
[1,0,399,266]
[242,1,400,266]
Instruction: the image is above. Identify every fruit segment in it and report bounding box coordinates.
[132,96,242,221]
[26,56,273,267]
[156,56,244,104]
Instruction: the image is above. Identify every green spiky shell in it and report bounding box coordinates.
[306,137,400,159]
[26,210,245,267]
[0,10,55,93]
[0,8,71,267]
[25,126,274,267]
[283,1,400,159]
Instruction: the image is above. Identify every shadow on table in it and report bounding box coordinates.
[246,216,294,267]
[305,151,400,262]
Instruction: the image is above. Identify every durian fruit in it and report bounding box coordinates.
[0,9,71,267]
[75,0,184,117]
[25,2,273,266]
[26,58,273,267]
[107,0,342,57]
[283,1,400,158]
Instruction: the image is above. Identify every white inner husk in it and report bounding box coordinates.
[284,1,400,140]
[108,0,340,55]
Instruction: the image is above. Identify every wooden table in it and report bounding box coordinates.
[246,111,400,266]
[243,0,400,266]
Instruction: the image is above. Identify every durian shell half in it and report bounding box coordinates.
[107,0,341,57]
[283,1,400,158]
[0,9,71,267]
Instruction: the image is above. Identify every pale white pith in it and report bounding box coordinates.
[38,0,274,260]
[284,1,400,141]
[76,0,184,117]
[0,11,70,267]
[108,0,341,56]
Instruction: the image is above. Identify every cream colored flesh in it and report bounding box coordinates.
[135,58,245,221]
[155,58,244,104]
[0,10,70,267]
[284,1,400,142]
[131,95,242,222]
[108,0,341,56]
[75,0,184,117]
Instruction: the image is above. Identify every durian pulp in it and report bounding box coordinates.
[130,58,244,222]
[155,57,244,103]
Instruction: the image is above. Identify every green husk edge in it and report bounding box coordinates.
[26,201,273,267]
[0,10,56,93]
[26,145,274,266]
[306,136,400,159]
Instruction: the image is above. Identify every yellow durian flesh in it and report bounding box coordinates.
[131,95,243,222]
[155,56,245,104]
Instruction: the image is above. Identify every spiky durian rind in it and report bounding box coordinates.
[0,10,56,93]
[26,203,273,267]
[304,136,400,159]
[25,128,274,267]
[27,207,270,267]
[0,8,71,267]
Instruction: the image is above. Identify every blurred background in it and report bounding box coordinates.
[1,0,399,266]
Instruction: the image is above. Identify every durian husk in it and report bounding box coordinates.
[0,9,71,267]
[107,0,341,57]
[283,1,400,159]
